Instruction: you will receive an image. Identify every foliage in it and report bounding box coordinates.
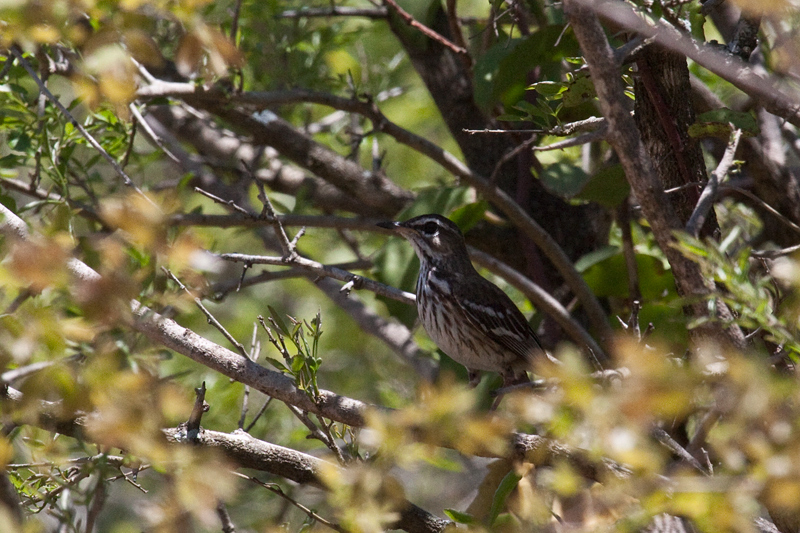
[0,0,800,532]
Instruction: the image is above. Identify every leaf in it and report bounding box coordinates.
[443,509,477,524]
[574,245,620,273]
[291,355,305,373]
[688,108,759,138]
[473,26,580,112]
[496,113,524,122]
[536,162,590,199]
[265,357,289,373]
[576,164,630,207]
[448,201,488,232]
[529,80,566,96]
[562,74,596,107]
[488,470,523,525]
[268,306,290,335]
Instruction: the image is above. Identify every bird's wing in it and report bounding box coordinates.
[454,276,543,361]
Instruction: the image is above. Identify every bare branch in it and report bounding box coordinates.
[383,0,468,57]
[219,252,415,305]
[686,129,742,237]
[277,6,388,19]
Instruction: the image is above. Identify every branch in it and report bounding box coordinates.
[686,129,742,237]
[218,252,415,305]
[277,6,389,19]
[169,96,413,217]
[383,0,468,57]
[163,427,449,533]
[583,0,800,127]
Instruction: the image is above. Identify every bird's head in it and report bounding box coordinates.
[377,214,470,267]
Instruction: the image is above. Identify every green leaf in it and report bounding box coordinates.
[574,245,620,273]
[529,81,566,96]
[443,509,477,524]
[495,113,524,122]
[268,306,290,335]
[488,470,523,525]
[576,164,630,207]
[291,355,305,373]
[473,26,580,112]
[536,162,590,199]
[688,108,759,138]
[448,201,488,232]
[562,74,596,107]
[265,357,289,373]
[513,100,540,115]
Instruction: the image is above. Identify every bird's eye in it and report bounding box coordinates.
[421,221,439,236]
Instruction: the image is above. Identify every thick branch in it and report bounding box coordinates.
[162,428,450,533]
[565,0,746,349]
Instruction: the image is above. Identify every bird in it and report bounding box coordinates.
[378,214,544,388]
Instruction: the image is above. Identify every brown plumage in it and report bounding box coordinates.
[378,214,543,386]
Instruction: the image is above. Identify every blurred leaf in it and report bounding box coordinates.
[530,80,567,96]
[577,164,630,207]
[267,305,289,335]
[488,469,523,525]
[536,162,590,199]
[562,73,596,107]
[448,201,488,233]
[443,509,477,524]
[474,26,579,112]
[688,108,759,138]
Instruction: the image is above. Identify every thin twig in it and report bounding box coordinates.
[128,103,184,166]
[230,0,244,41]
[277,6,388,19]
[233,472,350,533]
[285,403,346,464]
[751,243,800,258]
[383,0,469,57]
[652,427,710,476]
[219,252,415,305]
[162,267,248,357]
[464,116,606,136]
[194,187,252,217]
[238,323,259,430]
[254,183,297,260]
[217,502,236,533]
[724,185,800,237]
[244,397,273,433]
[488,134,539,183]
[532,126,608,151]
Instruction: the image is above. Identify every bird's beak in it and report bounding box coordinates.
[376,221,401,231]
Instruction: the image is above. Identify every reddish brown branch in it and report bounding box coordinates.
[383,0,468,57]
